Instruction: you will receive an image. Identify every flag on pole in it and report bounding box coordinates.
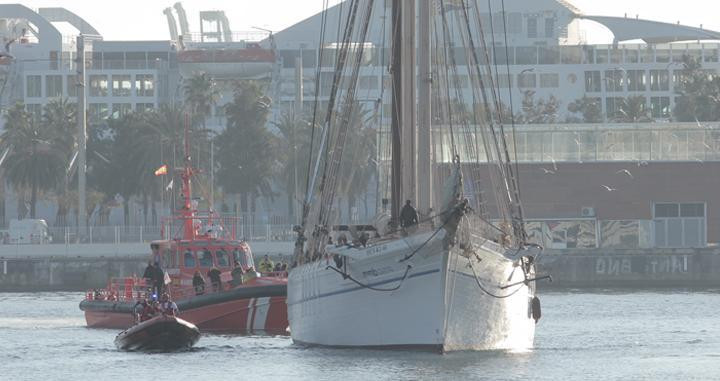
[154,164,168,176]
[166,178,174,191]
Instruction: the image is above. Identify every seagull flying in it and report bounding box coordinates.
[616,169,634,179]
[540,168,555,174]
[601,185,616,192]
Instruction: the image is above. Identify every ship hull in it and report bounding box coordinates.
[287,230,536,351]
[81,285,288,334]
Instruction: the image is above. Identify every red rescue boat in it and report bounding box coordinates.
[80,121,288,334]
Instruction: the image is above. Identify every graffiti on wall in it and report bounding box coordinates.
[595,255,689,275]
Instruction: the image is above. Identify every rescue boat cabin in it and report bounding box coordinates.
[150,236,255,280]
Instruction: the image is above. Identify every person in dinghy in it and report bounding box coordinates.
[159,293,179,316]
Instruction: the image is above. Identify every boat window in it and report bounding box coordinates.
[216,249,229,267]
[184,250,196,267]
[199,249,213,267]
[162,248,175,268]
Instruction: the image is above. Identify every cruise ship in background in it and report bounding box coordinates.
[1,0,720,252]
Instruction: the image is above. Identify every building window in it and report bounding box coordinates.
[135,103,154,113]
[517,72,536,88]
[527,18,537,38]
[654,202,705,248]
[46,75,63,98]
[627,70,646,91]
[103,52,124,70]
[539,73,559,88]
[604,69,624,92]
[538,47,559,64]
[605,97,623,119]
[26,75,42,98]
[66,75,77,97]
[516,46,538,65]
[544,18,555,38]
[507,13,522,34]
[125,52,147,69]
[112,75,132,97]
[89,75,108,97]
[650,96,671,118]
[111,103,131,119]
[649,70,670,91]
[704,48,719,63]
[135,74,155,97]
[584,71,601,92]
[88,103,108,123]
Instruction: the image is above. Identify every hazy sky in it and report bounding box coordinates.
[4,0,720,43]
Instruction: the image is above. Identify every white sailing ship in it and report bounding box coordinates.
[288,0,547,352]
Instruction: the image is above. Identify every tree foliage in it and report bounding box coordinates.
[673,55,720,122]
[1,102,70,218]
[567,96,602,123]
[518,91,560,124]
[613,95,653,123]
[216,81,275,203]
[184,72,220,128]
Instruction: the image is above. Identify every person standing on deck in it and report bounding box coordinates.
[208,267,222,292]
[258,255,274,273]
[152,261,165,297]
[192,271,206,295]
[400,200,419,228]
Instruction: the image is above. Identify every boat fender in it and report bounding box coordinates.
[531,296,541,323]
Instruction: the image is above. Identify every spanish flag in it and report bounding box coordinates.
[154,164,168,176]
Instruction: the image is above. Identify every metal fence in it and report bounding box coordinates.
[43,224,296,244]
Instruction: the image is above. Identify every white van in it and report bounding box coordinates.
[7,219,51,244]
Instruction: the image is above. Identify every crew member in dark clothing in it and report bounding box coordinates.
[208,267,222,292]
[192,270,206,295]
[142,261,154,288]
[230,261,244,287]
[400,200,419,228]
[152,261,165,297]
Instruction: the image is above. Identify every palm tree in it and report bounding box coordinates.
[674,55,720,122]
[1,103,66,218]
[273,111,315,219]
[216,81,276,221]
[336,103,375,222]
[183,72,220,129]
[42,98,77,225]
[137,105,210,223]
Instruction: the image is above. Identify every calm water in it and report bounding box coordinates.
[1,291,719,381]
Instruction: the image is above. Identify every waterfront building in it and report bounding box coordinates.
[1,1,720,249]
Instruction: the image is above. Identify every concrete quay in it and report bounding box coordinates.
[2,242,720,291]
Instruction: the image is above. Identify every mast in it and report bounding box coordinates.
[400,0,416,206]
[181,116,195,240]
[390,0,402,223]
[417,0,433,214]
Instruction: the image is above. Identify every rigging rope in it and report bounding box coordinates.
[468,257,524,299]
[326,263,412,292]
